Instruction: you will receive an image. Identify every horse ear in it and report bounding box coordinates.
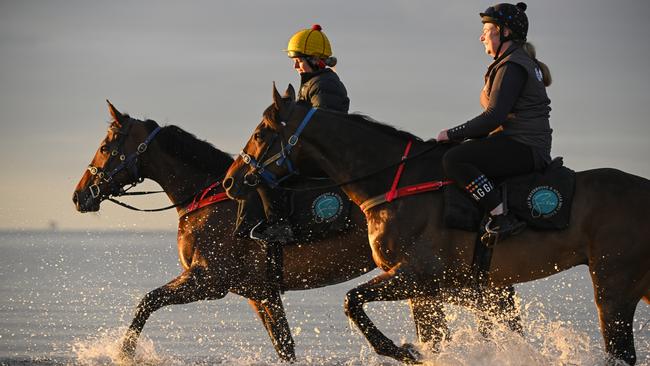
[284,84,296,101]
[106,99,122,127]
[272,82,283,110]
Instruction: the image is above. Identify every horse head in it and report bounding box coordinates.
[73,101,160,212]
[223,83,310,199]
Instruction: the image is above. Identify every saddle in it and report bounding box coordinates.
[444,157,576,232]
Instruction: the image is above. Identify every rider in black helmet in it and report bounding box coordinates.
[437,2,553,242]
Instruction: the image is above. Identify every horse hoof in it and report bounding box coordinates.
[399,343,422,364]
[119,340,137,362]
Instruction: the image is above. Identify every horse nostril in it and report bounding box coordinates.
[222,177,233,190]
[72,191,79,205]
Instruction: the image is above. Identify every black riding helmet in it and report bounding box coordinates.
[481,2,529,58]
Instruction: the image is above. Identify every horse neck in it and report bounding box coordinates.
[140,142,230,207]
[301,112,410,205]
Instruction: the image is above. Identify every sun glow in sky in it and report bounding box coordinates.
[1,0,648,230]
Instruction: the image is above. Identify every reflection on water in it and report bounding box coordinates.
[0,231,648,365]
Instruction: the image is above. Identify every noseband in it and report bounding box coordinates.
[86,125,162,200]
[239,107,317,188]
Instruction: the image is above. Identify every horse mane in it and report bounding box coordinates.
[264,101,422,142]
[331,111,423,142]
[140,119,234,175]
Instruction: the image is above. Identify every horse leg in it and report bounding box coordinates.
[121,266,225,359]
[248,291,296,362]
[590,260,641,365]
[409,296,448,351]
[594,295,637,365]
[477,285,523,338]
[344,267,430,363]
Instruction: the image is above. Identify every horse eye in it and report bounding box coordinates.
[254,132,262,141]
[100,145,108,153]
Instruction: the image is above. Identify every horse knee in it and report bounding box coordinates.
[137,289,165,313]
[344,289,363,318]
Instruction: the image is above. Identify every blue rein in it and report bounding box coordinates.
[240,107,317,188]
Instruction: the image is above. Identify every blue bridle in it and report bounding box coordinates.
[87,125,163,199]
[239,107,317,188]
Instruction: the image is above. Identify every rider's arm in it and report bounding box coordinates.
[446,62,526,141]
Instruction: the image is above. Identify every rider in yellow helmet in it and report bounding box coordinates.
[236,25,349,245]
[286,24,350,112]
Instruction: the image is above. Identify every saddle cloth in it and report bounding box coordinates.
[287,182,354,242]
[444,157,576,232]
[237,178,355,245]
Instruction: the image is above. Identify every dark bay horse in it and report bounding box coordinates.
[73,102,498,361]
[223,84,650,365]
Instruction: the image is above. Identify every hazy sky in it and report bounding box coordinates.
[1,0,649,230]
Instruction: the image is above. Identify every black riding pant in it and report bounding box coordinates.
[442,135,535,212]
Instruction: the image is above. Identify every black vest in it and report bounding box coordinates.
[483,46,553,168]
[298,68,350,113]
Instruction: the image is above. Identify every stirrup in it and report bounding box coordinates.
[250,220,294,244]
[480,230,499,247]
[481,215,525,246]
[249,220,266,242]
[480,216,498,246]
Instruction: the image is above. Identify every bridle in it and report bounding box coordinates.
[84,121,229,214]
[236,105,443,193]
[86,123,162,201]
[238,106,317,189]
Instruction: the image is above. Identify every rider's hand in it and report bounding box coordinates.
[436,129,449,142]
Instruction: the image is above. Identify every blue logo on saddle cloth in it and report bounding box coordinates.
[311,192,343,223]
[527,186,563,218]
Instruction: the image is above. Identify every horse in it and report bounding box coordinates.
[73,102,520,361]
[223,84,650,365]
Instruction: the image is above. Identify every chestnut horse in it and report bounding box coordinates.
[223,84,650,365]
[73,102,520,361]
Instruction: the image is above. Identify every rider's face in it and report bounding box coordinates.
[292,57,313,74]
[480,22,502,57]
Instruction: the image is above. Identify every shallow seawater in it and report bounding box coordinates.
[1,231,648,365]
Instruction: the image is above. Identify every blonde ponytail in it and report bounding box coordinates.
[522,42,552,86]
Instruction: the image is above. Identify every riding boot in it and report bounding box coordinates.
[254,185,295,244]
[461,174,524,245]
[233,194,265,239]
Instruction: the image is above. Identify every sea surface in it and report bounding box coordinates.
[0,230,648,365]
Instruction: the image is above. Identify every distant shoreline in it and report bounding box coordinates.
[0,229,177,235]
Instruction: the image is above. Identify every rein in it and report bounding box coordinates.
[106,178,229,216]
[87,123,230,215]
[263,141,443,193]
[238,105,454,212]
[240,106,445,192]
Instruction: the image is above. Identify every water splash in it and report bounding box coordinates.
[72,327,177,366]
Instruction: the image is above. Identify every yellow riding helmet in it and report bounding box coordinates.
[286,24,332,59]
